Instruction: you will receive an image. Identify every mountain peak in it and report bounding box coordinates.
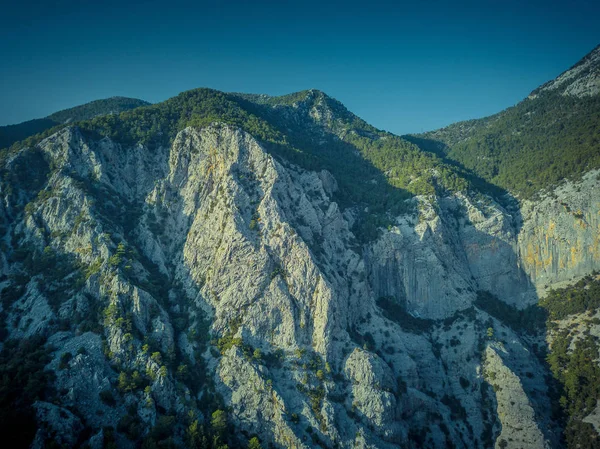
[530,43,600,98]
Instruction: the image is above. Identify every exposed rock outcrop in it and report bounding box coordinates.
[1,119,597,448]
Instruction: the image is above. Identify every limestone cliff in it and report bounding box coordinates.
[0,80,598,448]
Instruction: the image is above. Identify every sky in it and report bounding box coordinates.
[1,0,599,135]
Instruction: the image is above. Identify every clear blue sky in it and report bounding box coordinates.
[1,0,599,134]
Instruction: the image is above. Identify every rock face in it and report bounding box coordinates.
[0,115,598,448]
[483,344,550,449]
[533,44,600,98]
[518,169,600,294]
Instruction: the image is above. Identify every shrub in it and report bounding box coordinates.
[59,352,73,370]
[99,389,116,407]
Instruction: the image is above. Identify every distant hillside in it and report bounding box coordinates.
[0,97,150,149]
[410,44,600,199]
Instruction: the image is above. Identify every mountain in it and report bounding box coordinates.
[0,49,599,449]
[409,45,600,199]
[0,97,150,149]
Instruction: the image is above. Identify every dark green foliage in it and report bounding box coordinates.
[9,244,86,313]
[375,296,434,334]
[187,315,211,345]
[140,415,177,448]
[0,147,50,213]
[108,242,128,267]
[216,318,243,355]
[547,332,600,449]
[103,426,118,449]
[0,124,68,161]
[103,303,133,333]
[270,265,286,280]
[117,370,148,393]
[99,389,116,407]
[414,90,600,199]
[307,385,326,422]
[247,436,263,449]
[0,336,55,449]
[184,407,235,448]
[0,118,58,150]
[540,273,600,320]
[0,282,26,309]
[210,410,227,437]
[441,394,467,420]
[565,420,600,449]
[347,326,377,350]
[47,97,150,124]
[59,352,73,370]
[0,97,149,149]
[118,409,144,440]
[541,273,600,449]
[474,290,547,335]
[76,89,281,149]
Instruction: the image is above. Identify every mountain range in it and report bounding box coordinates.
[0,45,599,449]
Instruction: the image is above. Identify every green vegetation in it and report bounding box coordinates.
[474,290,547,335]
[99,389,116,406]
[0,337,55,449]
[540,273,600,320]
[103,303,133,334]
[59,351,73,370]
[413,90,600,199]
[76,89,281,149]
[117,370,148,393]
[9,243,86,313]
[108,242,128,267]
[117,406,144,440]
[547,331,600,448]
[247,436,263,449]
[540,273,600,449]
[0,118,57,151]
[213,318,260,360]
[270,265,286,280]
[48,97,150,124]
[441,394,467,421]
[216,318,243,355]
[0,97,149,149]
[236,90,470,240]
[0,88,474,243]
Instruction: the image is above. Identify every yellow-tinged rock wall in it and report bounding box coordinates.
[518,170,600,292]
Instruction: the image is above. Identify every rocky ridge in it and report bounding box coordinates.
[0,115,598,448]
[1,48,600,447]
[532,45,600,98]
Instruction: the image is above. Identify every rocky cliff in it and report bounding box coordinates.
[1,116,597,448]
[0,50,599,449]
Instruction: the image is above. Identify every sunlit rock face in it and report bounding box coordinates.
[518,169,600,294]
[533,45,600,98]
